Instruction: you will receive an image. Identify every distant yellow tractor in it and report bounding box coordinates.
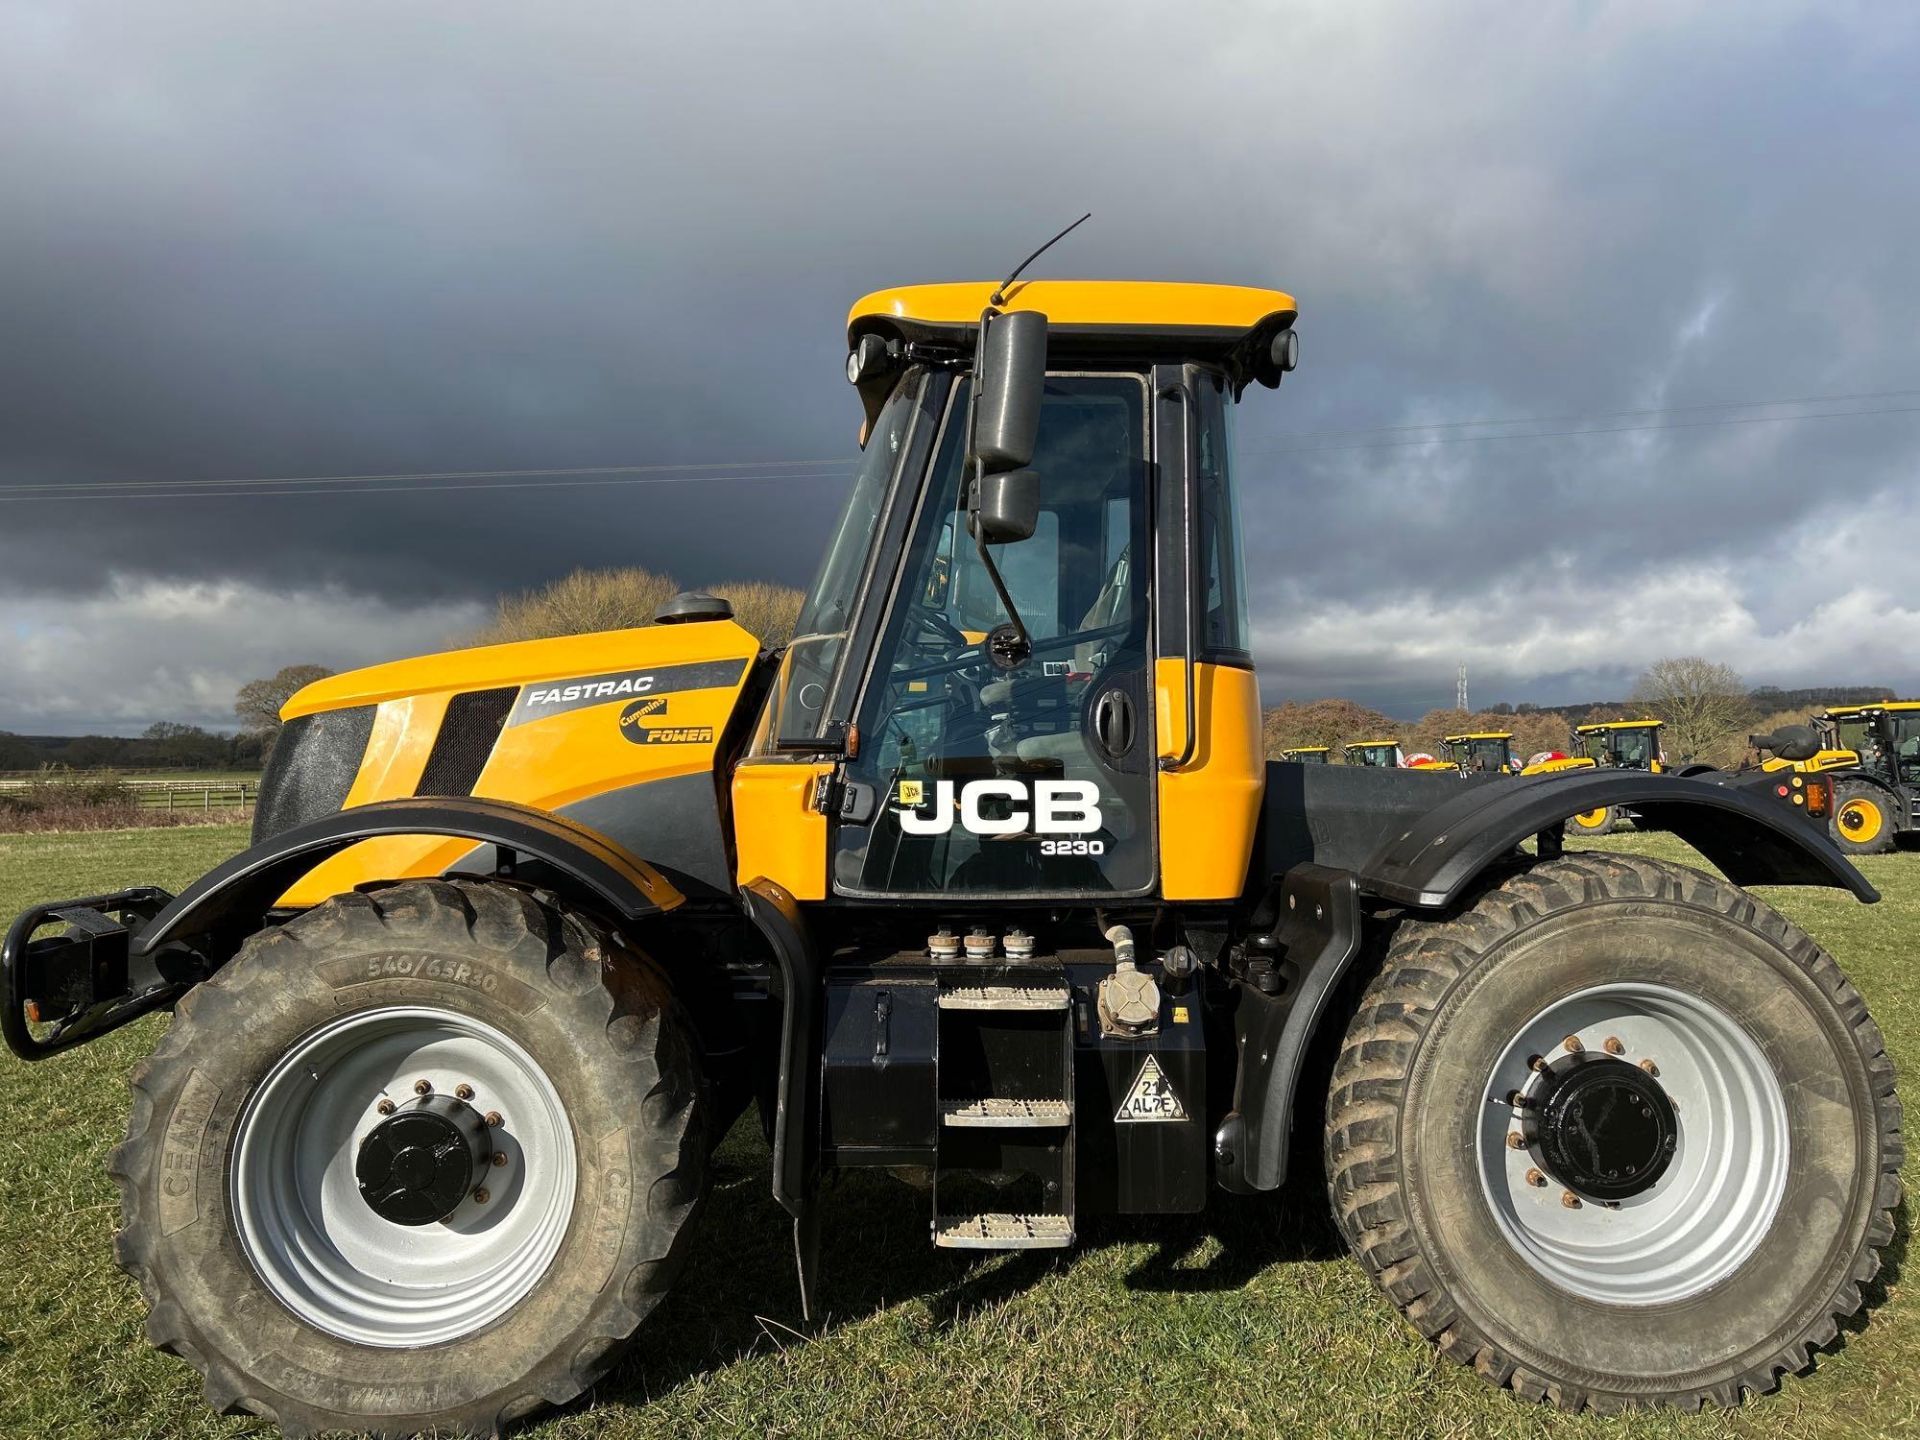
[1277,745,1331,763]
[1567,719,1665,835]
[1442,731,1590,778]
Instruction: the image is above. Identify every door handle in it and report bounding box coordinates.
[1092,687,1136,762]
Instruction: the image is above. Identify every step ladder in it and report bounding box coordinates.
[932,976,1075,1249]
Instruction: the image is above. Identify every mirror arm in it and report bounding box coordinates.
[970,483,1030,654]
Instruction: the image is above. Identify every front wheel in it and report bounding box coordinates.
[1567,804,1617,837]
[111,880,707,1437]
[1326,853,1901,1411]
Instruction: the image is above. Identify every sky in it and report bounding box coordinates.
[2,1,1917,733]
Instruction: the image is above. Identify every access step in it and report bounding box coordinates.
[933,1212,1074,1249]
[941,1097,1072,1128]
[938,985,1070,1012]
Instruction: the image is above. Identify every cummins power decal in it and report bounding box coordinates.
[1115,1055,1187,1123]
[505,659,746,727]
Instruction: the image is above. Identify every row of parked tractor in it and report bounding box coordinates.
[1279,702,1920,854]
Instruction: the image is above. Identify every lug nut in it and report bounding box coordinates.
[375,1098,396,1116]
[1561,1190,1582,1210]
[483,1111,503,1128]
[1639,1058,1660,1077]
[413,1078,432,1095]
[1525,1168,1547,1188]
[472,1187,490,1204]
[1603,1036,1625,1056]
[454,1084,475,1101]
[491,1151,508,1167]
[1506,1131,1527,1150]
[1562,1035,1584,1054]
[1507,1089,1532,1108]
[1527,1054,1548,1073]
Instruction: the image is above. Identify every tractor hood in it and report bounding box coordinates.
[260,620,765,908]
[283,620,761,720]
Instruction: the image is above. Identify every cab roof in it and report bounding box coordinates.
[848,281,1296,360]
[1346,739,1401,748]
[1446,732,1514,743]
[1281,745,1331,752]
[1576,719,1663,732]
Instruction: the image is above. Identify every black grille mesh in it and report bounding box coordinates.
[253,706,377,844]
[415,688,516,797]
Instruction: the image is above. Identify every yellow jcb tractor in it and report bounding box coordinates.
[1442,731,1591,779]
[4,278,1898,1433]
[1565,718,1664,835]
[1277,745,1330,763]
[1811,702,1920,855]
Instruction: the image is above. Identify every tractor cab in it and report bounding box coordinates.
[1277,745,1331,763]
[1574,719,1666,772]
[1442,732,1517,775]
[1344,739,1405,768]
[747,280,1300,903]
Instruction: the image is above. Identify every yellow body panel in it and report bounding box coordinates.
[277,621,761,907]
[731,760,833,900]
[848,280,1297,342]
[1155,659,1265,900]
[1444,732,1515,743]
[1762,750,1860,774]
[1521,756,1596,775]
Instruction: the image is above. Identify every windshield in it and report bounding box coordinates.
[1582,727,1656,767]
[763,374,922,746]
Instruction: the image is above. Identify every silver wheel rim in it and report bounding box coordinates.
[1476,982,1789,1305]
[230,1005,576,1347]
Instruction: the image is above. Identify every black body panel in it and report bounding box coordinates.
[560,773,735,902]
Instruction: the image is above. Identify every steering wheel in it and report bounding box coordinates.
[906,606,969,649]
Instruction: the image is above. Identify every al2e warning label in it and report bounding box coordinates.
[1115,1055,1187,1123]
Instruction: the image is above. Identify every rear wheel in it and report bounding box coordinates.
[1832,781,1896,855]
[1326,853,1900,1411]
[111,879,707,1438]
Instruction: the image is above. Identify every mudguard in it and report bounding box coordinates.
[1355,770,1877,907]
[143,795,682,961]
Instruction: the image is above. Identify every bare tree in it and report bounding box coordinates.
[1632,656,1751,764]
[472,567,805,647]
[235,665,336,735]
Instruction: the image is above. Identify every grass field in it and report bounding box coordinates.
[0,825,1914,1439]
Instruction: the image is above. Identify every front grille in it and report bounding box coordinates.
[415,688,516,797]
[253,706,377,843]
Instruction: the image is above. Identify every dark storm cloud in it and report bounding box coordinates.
[1,1,1917,729]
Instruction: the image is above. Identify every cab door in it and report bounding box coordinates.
[831,372,1157,898]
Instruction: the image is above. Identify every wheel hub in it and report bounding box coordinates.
[354,1093,490,1225]
[1532,1054,1677,1201]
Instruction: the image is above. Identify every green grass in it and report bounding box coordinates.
[0,826,1914,1438]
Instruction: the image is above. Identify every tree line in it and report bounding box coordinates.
[1263,656,1897,767]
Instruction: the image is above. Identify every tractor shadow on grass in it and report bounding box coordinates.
[589,1119,1343,1420]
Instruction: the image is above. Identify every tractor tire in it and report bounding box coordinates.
[1566,804,1617,837]
[1832,780,1897,855]
[110,879,707,1438]
[1326,852,1901,1412]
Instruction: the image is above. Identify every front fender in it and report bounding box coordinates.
[1356,771,1877,908]
[140,795,683,962]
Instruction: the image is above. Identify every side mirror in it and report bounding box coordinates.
[969,468,1040,544]
[971,310,1047,471]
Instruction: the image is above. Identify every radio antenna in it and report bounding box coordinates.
[989,212,1092,308]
